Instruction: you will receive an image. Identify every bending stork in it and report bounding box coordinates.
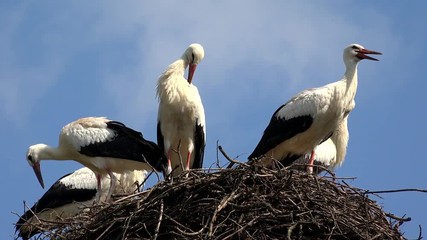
[157,43,206,177]
[248,44,381,171]
[26,117,168,201]
[16,167,146,240]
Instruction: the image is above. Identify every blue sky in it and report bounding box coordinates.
[2,1,426,239]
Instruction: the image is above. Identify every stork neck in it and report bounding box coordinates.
[162,59,188,80]
[344,60,358,81]
[38,145,70,161]
[341,61,359,105]
[156,58,189,101]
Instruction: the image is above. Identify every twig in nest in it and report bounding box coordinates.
[122,212,134,239]
[137,170,154,191]
[385,212,412,222]
[216,140,223,169]
[209,190,241,237]
[287,222,299,240]
[96,221,115,240]
[365,188,427,194]
[153,199,164,240]
[173,139,185,173]
[140,154,162,183]
[217,145,246,168]
[223,216,259,240]
[165,214,207,236]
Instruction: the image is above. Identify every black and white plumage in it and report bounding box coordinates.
[249,44,381,171]
[16,167,146,240]
[293,114,350,174]
[157,43,206,177]
[26,117,168,201]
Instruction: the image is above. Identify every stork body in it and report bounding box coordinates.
[293,114,350,173]
[157,43,206,177]
[26,117,168,201]
[16,167,146,240]
[249,44,381,169]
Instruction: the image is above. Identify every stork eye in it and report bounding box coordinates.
[27,155,33,162]
[191,53,195,62]
[351,45,359,50]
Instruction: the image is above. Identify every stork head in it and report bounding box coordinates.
[344,44,382,64]
[26,144,46,189]
[184,43,205,84]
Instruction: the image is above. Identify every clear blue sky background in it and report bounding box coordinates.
[2,1,426,239]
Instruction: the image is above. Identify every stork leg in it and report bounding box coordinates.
[166,149,173,180]
[105,170,117,202]
[95,174,102,203]
[307,150,315,174]
[184,151,192,177]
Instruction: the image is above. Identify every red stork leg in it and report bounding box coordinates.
[185,151,191,171]
[307,150,315,174]
[184,151,192,177]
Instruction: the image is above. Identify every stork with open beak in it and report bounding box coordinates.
[249,44,381,172]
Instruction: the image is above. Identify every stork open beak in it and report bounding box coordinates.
[188,63,197,84]
[32,162,45,189]
[357,48,382,61]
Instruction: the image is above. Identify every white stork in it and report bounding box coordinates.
[157,43,206,177]
[26,117,168,201]
[292,113,350,174]
[248,44,381,170]
[16,167,146,240]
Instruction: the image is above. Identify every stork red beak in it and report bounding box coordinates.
[188,63,197,84]
[32,162,45,189]
[357,48,382,61]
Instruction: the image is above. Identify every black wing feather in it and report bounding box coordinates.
[192,122,205,169]
[157,121,165,155]
[248,104,313,160]
[79,121,167,172]
[16,172,96,238]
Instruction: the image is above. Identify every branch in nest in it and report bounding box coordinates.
[217,145,247,169]
[365,188,427,194]
[385,212,411,222]
[153,199,164,240]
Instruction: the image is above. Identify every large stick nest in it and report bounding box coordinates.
[21,164,407,239]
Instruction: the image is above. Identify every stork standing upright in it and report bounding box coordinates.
[26,117,168,201]
[248,44,381,171]
[16,167,146,240]
[157,43,206,177]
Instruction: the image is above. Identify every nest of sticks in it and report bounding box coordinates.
[18,159,411,240]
